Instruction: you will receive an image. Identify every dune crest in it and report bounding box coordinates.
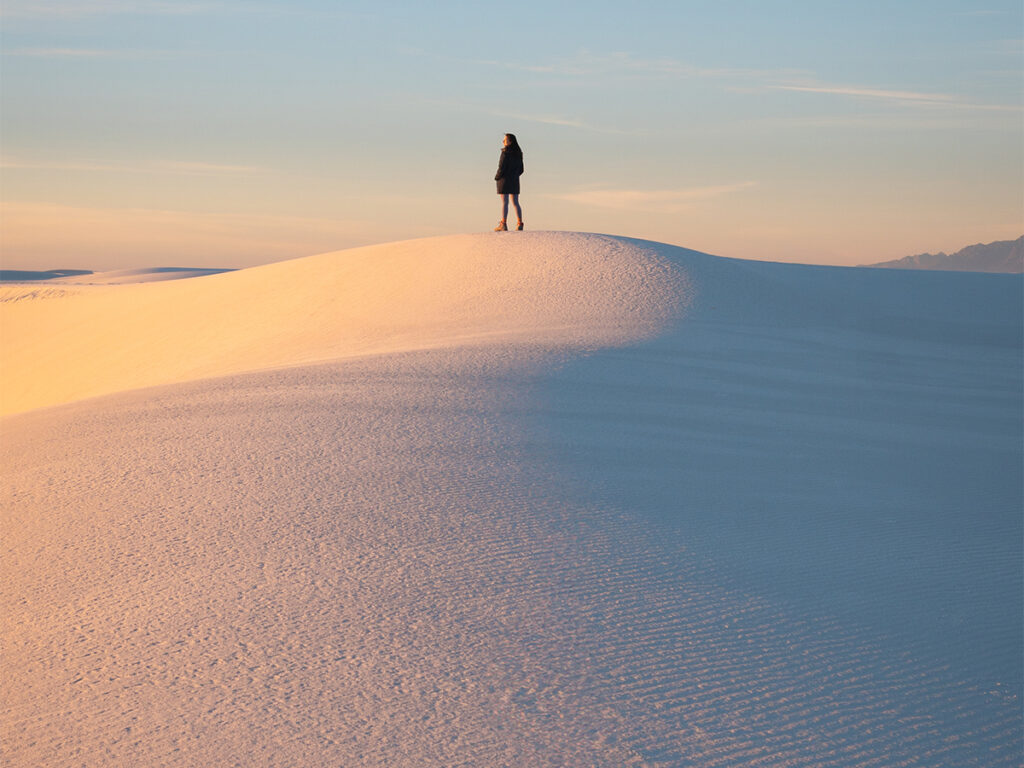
[0,232,685,417]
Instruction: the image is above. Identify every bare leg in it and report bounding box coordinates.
[511,194,522,222]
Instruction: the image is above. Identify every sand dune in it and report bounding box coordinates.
[49,267,237,285]
[0,267,234,286]
[0,233,683,417]
[2,232,1021,766]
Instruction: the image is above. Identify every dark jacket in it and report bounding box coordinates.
[495,147,524,195]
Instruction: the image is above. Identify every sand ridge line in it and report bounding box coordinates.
[0,231,688,417]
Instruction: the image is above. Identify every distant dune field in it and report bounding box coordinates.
[2,232,1021,767]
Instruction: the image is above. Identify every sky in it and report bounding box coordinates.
[1,0,1022,268]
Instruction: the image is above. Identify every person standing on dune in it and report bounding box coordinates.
[494,133,524,231]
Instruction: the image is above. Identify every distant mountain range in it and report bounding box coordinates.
[863,236,1023,273]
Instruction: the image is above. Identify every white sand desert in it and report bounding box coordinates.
[1,232,1021,766]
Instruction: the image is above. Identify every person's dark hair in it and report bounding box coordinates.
[504,133,522,154]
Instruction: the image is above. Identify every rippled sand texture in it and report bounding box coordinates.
[2,233,1021,766]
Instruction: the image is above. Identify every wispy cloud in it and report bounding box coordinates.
[500,51,799,80]
[421,47,1019,118]
[417,98,642,136]
[1,158,125,172]
[155,161,263,175]
[948,101,1024,113]
[3,46,205,61]
[953,9,1008,16]
[771,84,956,105]
[413,48,806,83]
[980,38,1024,56]
[485,109,639,135]
[769,80,1021,113]
[551,182,757,212]
[1,157,264,175]
[0,1,216,17]
[487,47,1021,114]
[3,48,137,58]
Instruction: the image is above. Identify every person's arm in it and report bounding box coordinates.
[494,151,506,181]
[518,155,524,176]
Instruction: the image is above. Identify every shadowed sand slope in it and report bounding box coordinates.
[49,267,237,284]
[0,232,683,417]
[2,233,1021,767]
[0,267,234,285]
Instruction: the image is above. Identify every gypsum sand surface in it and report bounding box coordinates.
[2,231,1021,766]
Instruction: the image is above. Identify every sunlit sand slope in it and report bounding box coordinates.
[0,232,683,416]
[2,233,1021,766]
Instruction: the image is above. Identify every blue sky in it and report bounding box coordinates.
[1,0,1021,267]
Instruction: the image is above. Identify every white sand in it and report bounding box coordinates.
[1,232,1021,766]
[0,233,682,418]
[48,267,236,285]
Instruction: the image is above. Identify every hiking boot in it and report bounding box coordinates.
[494,220,508,231]
[516,220,524,231]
